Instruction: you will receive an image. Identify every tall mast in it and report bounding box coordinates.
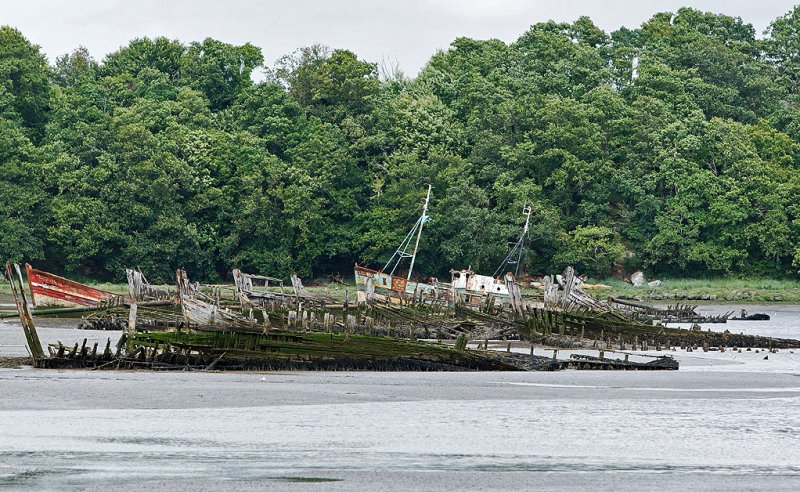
[383,185,433,279]
[493,205,532,278]
[406,184,431,280]
[514,205,532,277]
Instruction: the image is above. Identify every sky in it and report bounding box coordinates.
[2,0,798,77]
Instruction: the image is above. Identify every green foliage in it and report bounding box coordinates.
[3,7,800,283]
[103,37,184,79]
[554,226,625,277]
[181,38,263,111]
[0,25,50,140]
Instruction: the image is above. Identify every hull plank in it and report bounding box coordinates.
[25,264,120,308]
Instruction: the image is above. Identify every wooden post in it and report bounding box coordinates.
[340,289,349,334]
[5,262,45,360]
[176,269,188,332]
[126,302,138,334]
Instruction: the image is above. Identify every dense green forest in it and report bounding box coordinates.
[4,7,800,282]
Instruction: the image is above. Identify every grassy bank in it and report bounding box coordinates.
[583,277,800,303]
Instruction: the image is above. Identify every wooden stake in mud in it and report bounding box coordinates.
[126,302,138,334]
[5,262,45,360]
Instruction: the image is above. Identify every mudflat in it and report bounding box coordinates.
[2,365,800,491]
[2,310,800,490]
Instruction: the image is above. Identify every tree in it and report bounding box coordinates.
[0,26,50,140]
[275,47,379,124]
[180,38,263,111]
[103,37,184,79]
[765,5,800,95]
[0,118,47,262]
[2,9,800,282]
[554,226,625,278]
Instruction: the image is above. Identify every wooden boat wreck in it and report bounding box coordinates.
[12,258,800,372]
[449,269,510,307]
[3,262,685,371]
[233,270,335,309]
[449,206,533,308]
[355,185,452,306]
[354,264,451,305]
[117,268,524,371]
[126,268,173,302]
[25,263,122,308]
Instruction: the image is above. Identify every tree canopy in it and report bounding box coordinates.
[3,7,800,282]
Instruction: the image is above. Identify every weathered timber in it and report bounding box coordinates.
[118,330,523,371]
[127,268,173,302]
[5,262,45,359]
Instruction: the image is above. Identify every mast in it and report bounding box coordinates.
[493,205,532,278]
[406,184,431,280]
[382,185,432,279]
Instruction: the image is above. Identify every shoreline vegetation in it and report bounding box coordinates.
[6,6,800,284]
[579,278,800,303]
[4,277,800,303]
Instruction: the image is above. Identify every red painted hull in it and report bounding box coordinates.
[25,264,120,308]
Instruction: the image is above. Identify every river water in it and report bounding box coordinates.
[1,306,800,490]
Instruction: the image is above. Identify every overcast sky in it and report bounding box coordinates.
[3,0,798,77]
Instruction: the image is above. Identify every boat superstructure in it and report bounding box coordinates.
[450,205,532,307]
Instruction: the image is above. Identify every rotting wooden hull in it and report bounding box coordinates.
[354,264,450,305]
[121,330,524,371]
[25,264,121,308]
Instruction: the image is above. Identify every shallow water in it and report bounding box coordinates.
[0,317,122,357]
[1,307,800,490]
[663,303,800,339]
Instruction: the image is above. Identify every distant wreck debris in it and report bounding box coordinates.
[731,312,770,321]
[609,298,733,324]
[233,269,336,310]
[233,269,289,308]
[126,268,173,302]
